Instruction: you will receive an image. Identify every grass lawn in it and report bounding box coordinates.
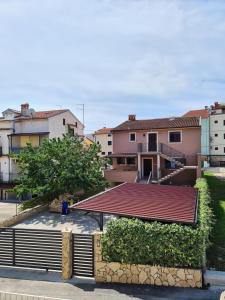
[204,171,225,270]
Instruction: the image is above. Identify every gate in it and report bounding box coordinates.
[0,228,62,270]
[73,234,94,277]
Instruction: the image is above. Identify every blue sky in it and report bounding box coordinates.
[0,0,225,132]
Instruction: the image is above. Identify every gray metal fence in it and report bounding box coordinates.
[73,234,94,277]
[0,228,62,271]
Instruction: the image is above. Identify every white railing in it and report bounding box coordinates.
[147,171,152,184]
[134,171,139,183]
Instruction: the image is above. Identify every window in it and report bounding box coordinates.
[63,118,66,125]
[117,157,125,164]
[215,147,218,151]
[68,127,74,136]
[224,120,225,126]
[224,147,225,153]
[214,120,218,124]
[169,131,181,143]
[108,141,112,146]
[97,141,99,144]
[215,133,218,137]
[165,160,176,169]
[224,133,225,139]
[101,152,105,155]
[108,133,112,137]
[127,157,135,165]
[129,132,136,142]
[75,122,77,128]
[108,152,112,155]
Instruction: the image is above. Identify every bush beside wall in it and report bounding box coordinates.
[101,178,212,269]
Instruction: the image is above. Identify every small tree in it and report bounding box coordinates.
[12,135,108,200]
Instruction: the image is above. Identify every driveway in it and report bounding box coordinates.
[13,210,115,233]
[0,200,19,223]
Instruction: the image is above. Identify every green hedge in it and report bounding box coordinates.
[101,178,213,268]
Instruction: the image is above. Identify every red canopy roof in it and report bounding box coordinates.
[72,183,198,225]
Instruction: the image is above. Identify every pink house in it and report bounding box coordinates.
[104,115,201,186]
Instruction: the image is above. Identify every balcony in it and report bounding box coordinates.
[0,172,19,183]
[10,147,25,154]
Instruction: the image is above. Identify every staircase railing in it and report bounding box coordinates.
[147,171,152,184]
[159,143,185,158]
[135,171,139,183]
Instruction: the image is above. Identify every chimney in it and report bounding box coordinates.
[128,114,136,121]
[21,103,29,116]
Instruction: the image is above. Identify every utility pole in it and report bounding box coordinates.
[77,104,84,127]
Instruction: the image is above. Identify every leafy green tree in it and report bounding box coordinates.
[12,135,108,200]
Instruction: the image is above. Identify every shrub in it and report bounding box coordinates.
[101,178,212,268]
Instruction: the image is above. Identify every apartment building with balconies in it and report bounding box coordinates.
[104,115,201,186]
[0,103,84,199]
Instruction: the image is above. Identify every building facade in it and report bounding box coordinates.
[184,102,225,167]
[0,103,84,199]
[104,115,201,186]
[209,102,225,166]
[94,127,112,157]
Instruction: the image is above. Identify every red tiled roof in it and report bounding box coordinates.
[15,109,68,120]
[112,117,200,132]
[72,183,198,224]
[94,127,112,135]
[183,109,209,119]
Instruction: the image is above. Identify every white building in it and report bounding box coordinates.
[0,103,84,199]
[94,127,112,157]
[209,102,225,166]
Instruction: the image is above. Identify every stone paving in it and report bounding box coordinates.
[13,210,115,233]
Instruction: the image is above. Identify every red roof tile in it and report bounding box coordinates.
[15,109,68,120]
[112,117,200,132]
[72,183,198,224]
[183,109,209,119]
[94,127,113,135]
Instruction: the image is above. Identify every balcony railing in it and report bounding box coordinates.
[10,147,25,154]
[0,172,19,183]
[137,143,158,153]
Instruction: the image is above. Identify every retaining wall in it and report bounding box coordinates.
[94,233,202,288]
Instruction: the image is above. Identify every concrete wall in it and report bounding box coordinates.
[14,119,49,133]
[94,233,202,288]
[113,128,201,158]
[0,204,48,227]
[48,111,83,139]
[104,170,137,183]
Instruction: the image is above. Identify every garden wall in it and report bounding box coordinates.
[94,233,202,288]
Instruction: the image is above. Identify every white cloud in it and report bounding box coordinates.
[0,0,225,130]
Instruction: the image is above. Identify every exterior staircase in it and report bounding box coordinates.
[154,143,196,184]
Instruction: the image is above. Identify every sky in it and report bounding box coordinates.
[0,0,225,133]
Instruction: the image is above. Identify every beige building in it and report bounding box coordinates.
[0,103,84,199]
[94,127,112,157]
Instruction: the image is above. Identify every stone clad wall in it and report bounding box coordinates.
[94,233,202,288]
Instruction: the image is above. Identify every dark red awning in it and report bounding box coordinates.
[71,183,198,225]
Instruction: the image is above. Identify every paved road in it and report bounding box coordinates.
[0,201,18,222]
[0,267,222,300]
